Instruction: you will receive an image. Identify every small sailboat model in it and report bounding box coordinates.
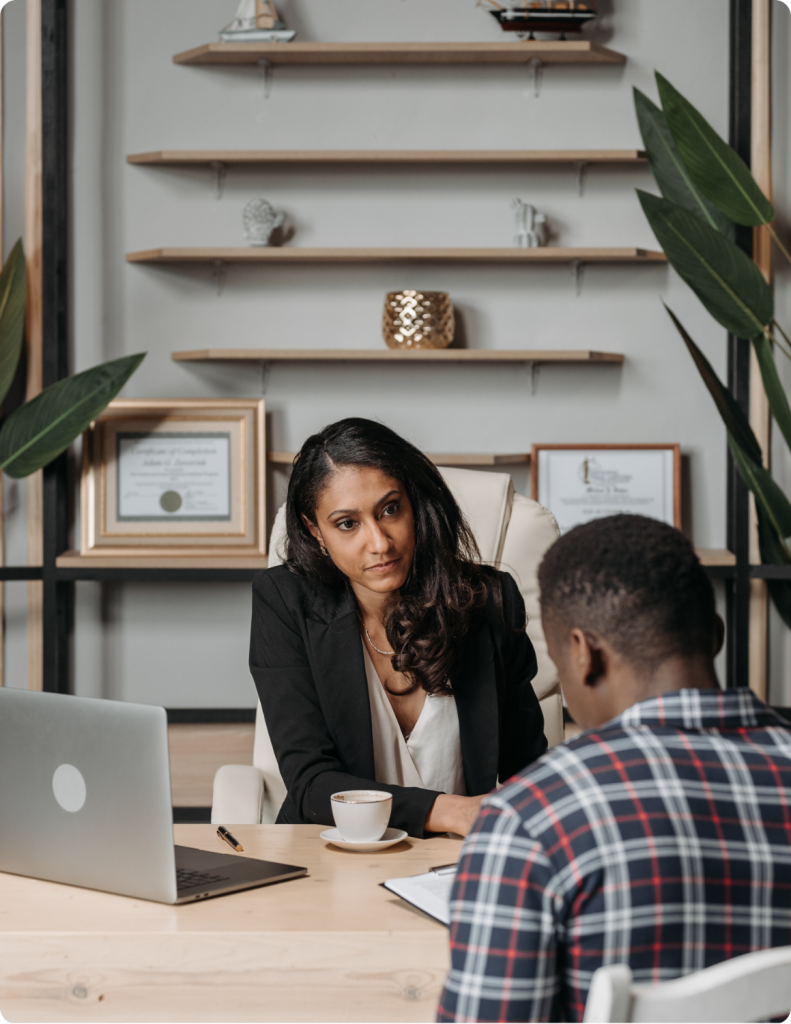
[479,0,596,39]
[220,0,296,43]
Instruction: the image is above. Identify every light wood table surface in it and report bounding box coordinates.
[0,824,463,1023]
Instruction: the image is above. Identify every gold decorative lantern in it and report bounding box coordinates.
[382,291,455,350]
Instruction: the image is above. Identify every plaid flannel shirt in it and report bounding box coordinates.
[437,688,791,1023]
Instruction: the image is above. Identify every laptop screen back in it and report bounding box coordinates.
[0,689,177,903]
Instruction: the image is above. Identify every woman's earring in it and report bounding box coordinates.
[319,543,328,556]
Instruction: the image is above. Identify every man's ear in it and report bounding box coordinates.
[569,628,607,687]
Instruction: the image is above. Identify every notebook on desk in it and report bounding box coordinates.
[0,688,307,904]
[383,863,457,925]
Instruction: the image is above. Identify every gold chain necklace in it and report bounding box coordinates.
[364,625,395,656]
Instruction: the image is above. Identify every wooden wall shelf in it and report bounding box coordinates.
[696,548,737,568]
[173,41,626,67]
[55,552,268,571]
[172,348,624,364]
[269,451,531,466]
[53,552,266,582]
[129,247,665,265]
[128,149,647,168]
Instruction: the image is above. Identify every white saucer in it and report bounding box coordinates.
[320,826,408,852]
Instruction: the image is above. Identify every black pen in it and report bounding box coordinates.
[216,825,244,852]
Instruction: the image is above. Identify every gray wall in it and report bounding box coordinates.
[3,0,34,690]
[2,0,791,704]
[769,1,791,701]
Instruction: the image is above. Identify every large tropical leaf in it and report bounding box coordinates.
[0,240,26,410]
[756,506,791,630]
[639,191,773,338]
[664,304,763,463]
[728,437,791,541]
[666,307,791,632]
[656,72,775,227]
[0,353,145,478]
[634,88,734,239]
[752,334,791,455]
[675,318,791,544]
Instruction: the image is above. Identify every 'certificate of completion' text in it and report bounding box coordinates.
[116,433,232,521]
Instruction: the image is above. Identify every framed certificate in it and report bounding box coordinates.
[532,444,681,535]
[80,399,266,557]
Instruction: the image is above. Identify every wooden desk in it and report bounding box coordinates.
[0,824,463,1023]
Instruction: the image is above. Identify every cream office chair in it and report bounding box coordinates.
[583,947,791,1023]
[212,467,563,826]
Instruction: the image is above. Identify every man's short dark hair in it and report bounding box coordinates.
[538,514,717,668]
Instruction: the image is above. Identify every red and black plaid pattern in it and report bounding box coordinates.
[437,689,791,1023]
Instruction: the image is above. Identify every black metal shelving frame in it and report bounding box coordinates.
[7,0,786,696]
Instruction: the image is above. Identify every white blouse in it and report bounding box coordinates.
[362,642,466,796]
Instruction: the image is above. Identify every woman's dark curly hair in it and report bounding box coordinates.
[284,418,504,696]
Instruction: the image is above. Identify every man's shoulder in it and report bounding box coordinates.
[494,725,637,825]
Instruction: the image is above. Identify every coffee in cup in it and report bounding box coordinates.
[330,790,392,843]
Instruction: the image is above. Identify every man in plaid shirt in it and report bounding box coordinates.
[438,514,791,1023]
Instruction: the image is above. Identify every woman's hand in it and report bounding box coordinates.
[424,793,486,837]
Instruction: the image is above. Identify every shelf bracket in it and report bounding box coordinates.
[211,259,227,297]
[525,360,540,396]
[574,160,588,197]
[571,259,584,297]
[258,57,274,100]
[210,160,227,200]
[261,360,272,395]
[525,58,543,99]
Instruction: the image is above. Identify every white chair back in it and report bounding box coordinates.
[437,466,513,565]
[499,492,560,700]
[583,947,791,1023]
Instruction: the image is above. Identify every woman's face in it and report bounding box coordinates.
[304,465,415,596]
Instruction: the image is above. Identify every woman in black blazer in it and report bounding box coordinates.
[249,419,547,838]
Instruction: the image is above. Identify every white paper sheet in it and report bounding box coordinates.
[116,432,231,521]
[383,868,455,925]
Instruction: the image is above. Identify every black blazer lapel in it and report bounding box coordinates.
[453,621,499,795]
[305,588,375,779]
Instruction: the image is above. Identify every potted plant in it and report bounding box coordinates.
[635,73,791,626]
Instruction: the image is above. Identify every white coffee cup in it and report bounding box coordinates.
[330,790,392,843]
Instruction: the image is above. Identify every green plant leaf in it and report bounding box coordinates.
[634,88,734,239]
[639,191,773,338]
[756,504,791,567]
[664,304,763,464]
[0,353,145,478]
[0,239,27,410]
[756,506,791,629]
[765,578,791,630]
[728,436,791,541]
[752,334,791,455]
[667,306,791,630]
[656,72,775,227]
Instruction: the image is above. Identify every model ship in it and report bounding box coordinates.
[479,0,596,39]
[220,0,296,43]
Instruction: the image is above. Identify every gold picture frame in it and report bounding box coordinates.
[80,399,266,557]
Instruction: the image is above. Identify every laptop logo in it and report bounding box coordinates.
[52,764,87,812]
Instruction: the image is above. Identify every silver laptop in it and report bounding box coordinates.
[0,688,307,903]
